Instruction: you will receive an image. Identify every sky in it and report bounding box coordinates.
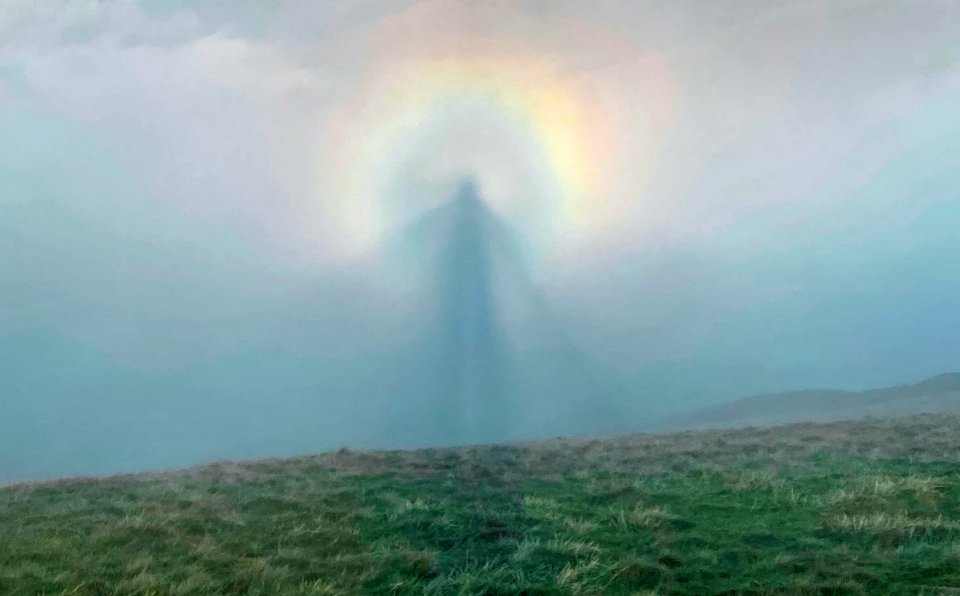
[2,0,960,482]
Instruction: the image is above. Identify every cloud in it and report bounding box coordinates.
[2,1,960,481]
[6,0,960,261]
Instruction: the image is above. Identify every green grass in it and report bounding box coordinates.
[3,415,960,594]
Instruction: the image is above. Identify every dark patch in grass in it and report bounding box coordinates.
[743,532,779,547]
[613,557,666,589]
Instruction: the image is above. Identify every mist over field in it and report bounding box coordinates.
[3,1,960,484]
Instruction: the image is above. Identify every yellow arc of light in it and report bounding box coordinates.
[325,54,618,250]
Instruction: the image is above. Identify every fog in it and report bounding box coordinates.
[2,1,960,483]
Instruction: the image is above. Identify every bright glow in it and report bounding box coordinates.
[319,46,673,257]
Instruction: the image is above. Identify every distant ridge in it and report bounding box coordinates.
[656,373,960,431]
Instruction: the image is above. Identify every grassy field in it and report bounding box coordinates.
[3,415,960,595]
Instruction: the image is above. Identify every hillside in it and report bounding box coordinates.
[656,373,960,431]
[3,414,960,594]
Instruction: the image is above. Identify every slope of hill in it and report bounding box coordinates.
[656,373,960,431]
[3,414,960,594]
